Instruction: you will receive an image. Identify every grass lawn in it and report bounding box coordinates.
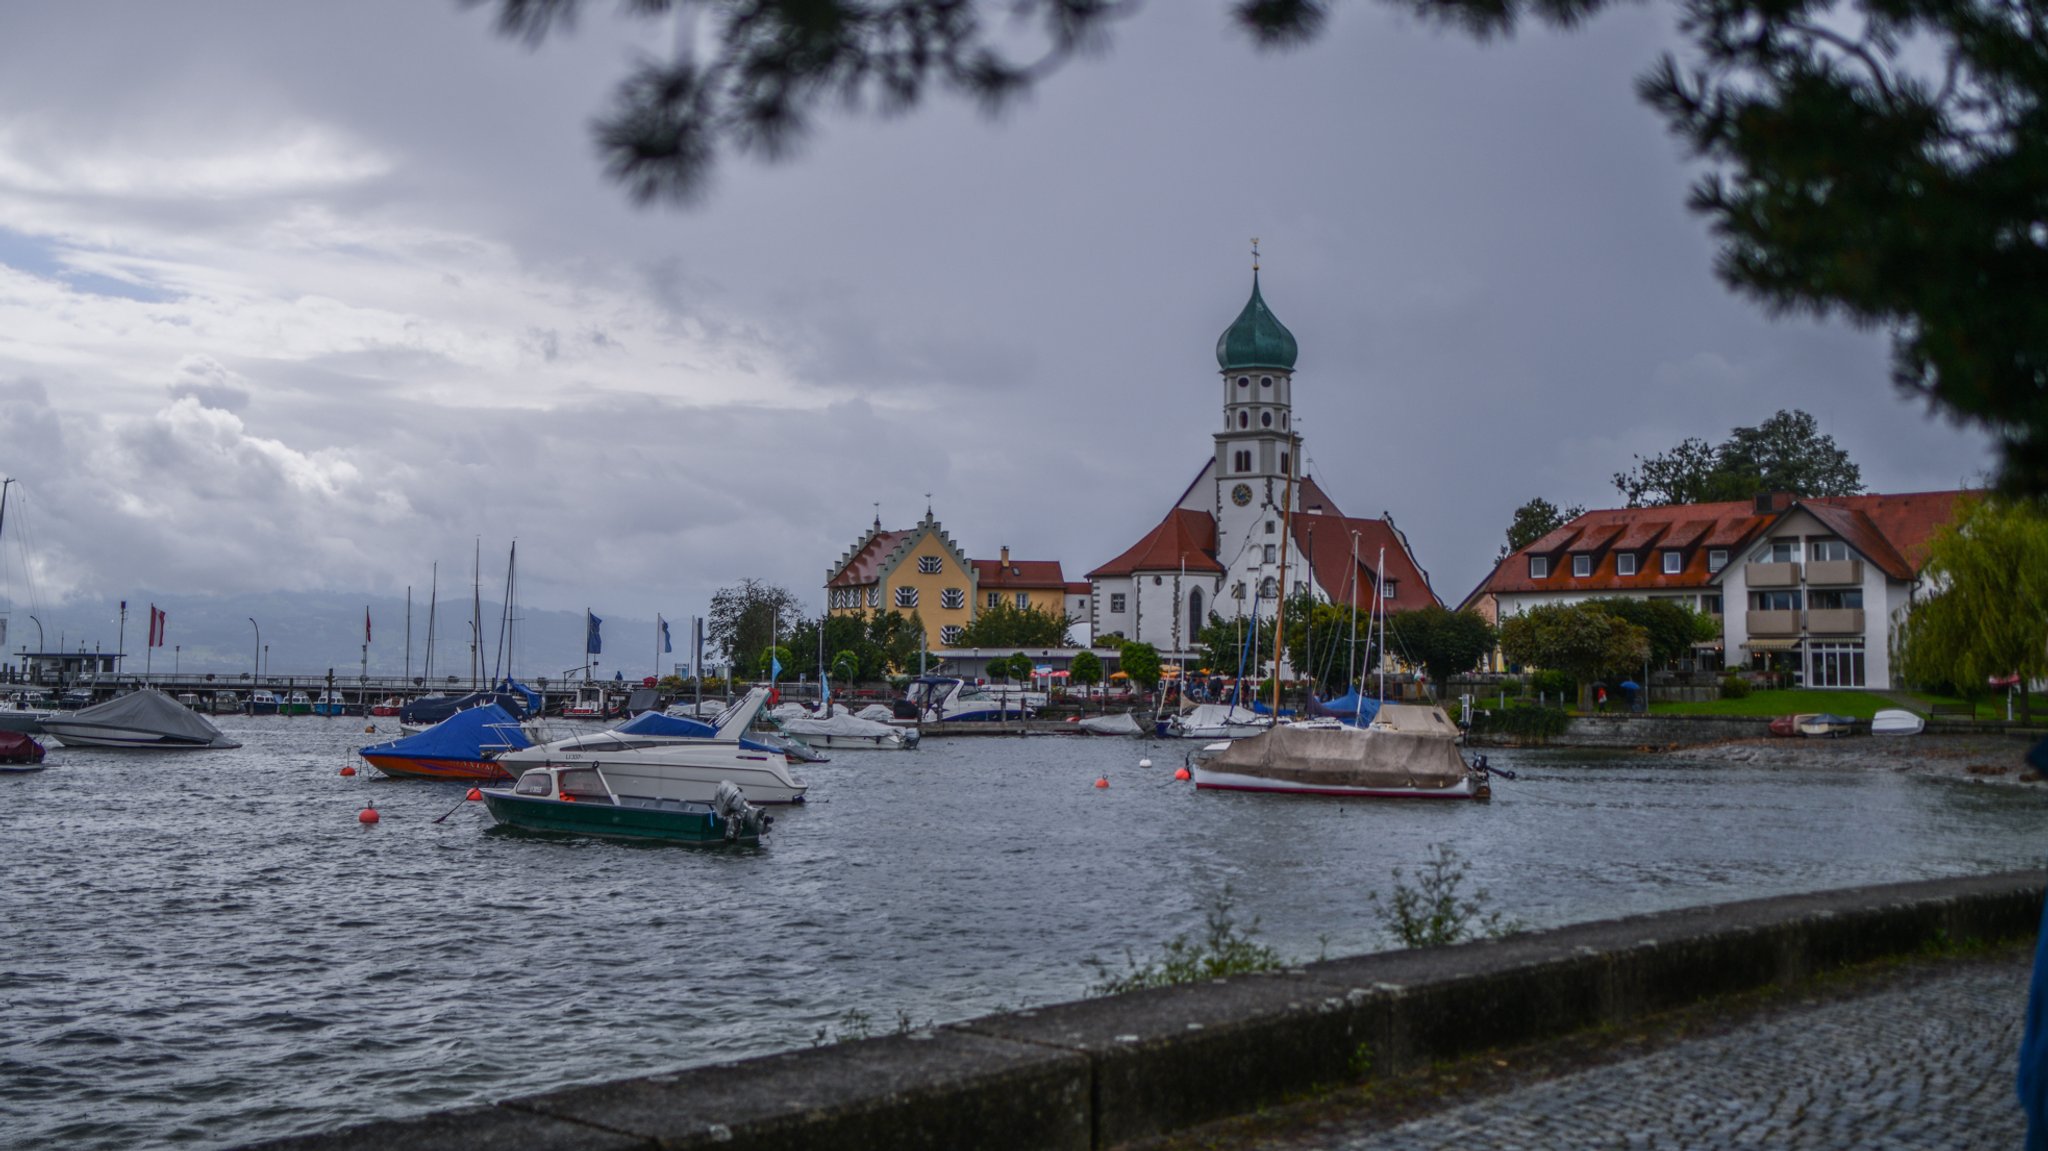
[1911,690,2048,721]
[1649,689,1900,719]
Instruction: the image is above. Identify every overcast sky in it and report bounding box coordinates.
[0,1,1992,629]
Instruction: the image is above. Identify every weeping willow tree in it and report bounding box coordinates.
[1897,498,2048,723]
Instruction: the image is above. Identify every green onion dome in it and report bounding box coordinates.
[1214,271,1298,372]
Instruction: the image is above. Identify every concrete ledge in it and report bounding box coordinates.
[241,870,2044,1151]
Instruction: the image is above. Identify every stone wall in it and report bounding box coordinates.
[1466,713,1774,749]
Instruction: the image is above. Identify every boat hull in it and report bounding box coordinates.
[360,754,513,782]
[39,724,228,750]
[1190,763,1483,799]
[481,790,763,845]
[496,748,807,804]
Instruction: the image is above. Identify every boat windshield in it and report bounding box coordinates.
[558,768,609,799]
[514,771,553,796]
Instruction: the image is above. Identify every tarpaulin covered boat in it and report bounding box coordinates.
[359,703,532,782]
[40,688,241,750]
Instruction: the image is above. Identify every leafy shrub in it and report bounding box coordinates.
[1089,886,1283,994]
[1719,673,1751,700]
[1467,703,1570,740]
[1529,668,1575,702]
[1370,844,1523,948]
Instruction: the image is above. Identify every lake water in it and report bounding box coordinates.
[2,716,2043,1148]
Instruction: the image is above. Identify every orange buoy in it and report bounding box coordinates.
[364,724,376,734]
[1174,766,1192,781]
[1094,776,1109,789]
[358,803,380,824]
[339,764,357,777]
[466,787,482,801]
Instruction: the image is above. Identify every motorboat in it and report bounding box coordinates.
[401,679,541,728]
[1798,713,1857,738]
[1074,711,1145,736]
[175,692,203,710]
[558,683,619,720]
[483,771,770,846]
[247,690,280,716]
[1768,713,1815,737]
[0,730,46,770]
[894,676,1029,723]
[39,688,241,750]
[1188,704,1491,800]
[496,688,807,804]
[209,691,242,715]
[1871,709,1926,735]
[311,690,351,717]
[1159,702,1271,740]
[278,691,314,716]
[0,694,52,734]
[368,696,403,717]
[358,703,533,782]
[780,705,919,750]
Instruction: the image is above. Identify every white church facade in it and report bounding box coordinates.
[1086,268,1439,655]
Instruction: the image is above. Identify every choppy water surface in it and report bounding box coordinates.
[2,717,2043,1148]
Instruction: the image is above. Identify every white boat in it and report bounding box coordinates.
[1189,704,1490,800]
[1075,711,1146,736]
[497,687,807,804]
[780,705,920,750]
[39,688,241,750]
[559,682,617,720]
[1160,702,1272,740]
[1871,709,1926,735]
[900,676,1028,723]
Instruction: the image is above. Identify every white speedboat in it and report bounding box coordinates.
[39,688,241,750]
[497,688,807,804]
[780,706,919,750]
[900,676,1029,723]
[1160,702,1271,740]
[1188,704,1489,800]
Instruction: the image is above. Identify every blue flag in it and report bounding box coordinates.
[586,610,602,655]
[769,654,783,681]
[659,616,672,654]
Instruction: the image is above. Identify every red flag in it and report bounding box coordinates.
[365,607,372,644]
[148,606,165,648]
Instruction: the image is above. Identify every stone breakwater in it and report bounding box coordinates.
[243,870,2044,1151]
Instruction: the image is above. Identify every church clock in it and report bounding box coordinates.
[1231,483,1253,507]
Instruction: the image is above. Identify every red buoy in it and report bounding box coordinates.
[465,787,482,801]
[1094,776,1109,789]
[358,803,380,824]
[1174,766,1192,781]
[339,764,357,777]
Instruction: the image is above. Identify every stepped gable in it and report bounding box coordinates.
[826,527,911,587]
[1089,508,1224,578]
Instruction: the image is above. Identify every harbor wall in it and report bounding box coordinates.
[243,869,2045,1151]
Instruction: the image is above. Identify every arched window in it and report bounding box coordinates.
[1260,577,1277,599]
[1261,411,1273,428]
[1238,411,1249,428]
[1189,588,1204,636]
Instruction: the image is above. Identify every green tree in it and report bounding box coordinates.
[1195,611,1276,683]
[1583,597,1721,667]
[952,600,1073,647]
[707,579,802,677]
[1118,641,1163,690]
[1898,497,2048,723]
[1387,606,1497,687]
[483,0,2048,494]
[1497,602,1650,708]
[831,648,861,682]
[1069,648,1104,691]
[1500,497,1586,558]
[757,644,794,681]
[1280,595,1373,696]
[1613,410,1864,507]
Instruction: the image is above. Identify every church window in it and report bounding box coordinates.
[1237,376,1250,388]
[866,586,880,608]
[1282,413,1288,429]
[895,586,919,608]
[918,555,942,574]
[1265,521,1275,534]
[941,587,965,609]
[1280,451,1290,474]
[940,625,963,645]
[1238,411,1249,429]
[1261,411,1273,428]
[1260,376,1272,388]
[1110,593,1127,613]
[1263,545,1277,564]
[1260,577,1278,598]
[1189,588,1204,635]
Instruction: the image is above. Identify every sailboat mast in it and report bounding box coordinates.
[494,540,516,684]
[470,539,482,691]
[423,562,438,684]
[1268,436,1299,717]
[404,585,412,687]
[1376,547,1387,705]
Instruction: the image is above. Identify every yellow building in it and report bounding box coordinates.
[825,512,978,650]
[971,547,1071,617]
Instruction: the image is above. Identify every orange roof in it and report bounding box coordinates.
[1610,519,1668,551]
[1290,512,1440,612]
[1089,508,1224,578]
[972,558,1067,590]
[1065,581,1092,595]
[826,528,912,588]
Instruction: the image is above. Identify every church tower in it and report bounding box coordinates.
[1211,257,1301,617]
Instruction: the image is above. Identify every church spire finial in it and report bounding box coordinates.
[872,501,881,532]
[1251,236,1260,273]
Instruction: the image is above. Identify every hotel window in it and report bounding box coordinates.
[1808,642,1866,688]
[1617,553,1638,576]
[1015,592,1029,609]
[1663,551,1683,574]
[986,591,1001,609]
[1811,589,1863,610]
[1109,593,1127,613]
[1757,539,1800,563]
[1810,538,1850,562]
[895,586,918,608]
[866,586,880,609]
[1708,549,1728,573]
[1529,556,1549,579]
[918,555,942,574]
[1703,594,1723,615]
[940,587,965,610]
[1572,554,1592,577]
[939,625,963,645]
[1752,589,1801,611]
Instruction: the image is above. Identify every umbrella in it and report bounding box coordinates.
[1618,680,1640,691]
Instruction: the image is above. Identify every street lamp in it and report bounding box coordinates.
[248,617,260,683]
[27,615,41,651]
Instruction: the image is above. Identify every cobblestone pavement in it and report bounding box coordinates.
[1322,959,2027,1150]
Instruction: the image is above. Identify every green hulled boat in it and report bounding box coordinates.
[481,765,771,845]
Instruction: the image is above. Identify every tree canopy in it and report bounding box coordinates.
[1387,605,1498,686]
[951,599,1074,648]
[1581,597,1719,666]
[707,578,803,675]
[1497,602,1651,705]
[1896,497,2048,722]
[1118,640,1163,689]
[1501,497,1585,558]
[1612,410,1864,507]
[476,0,2048,495]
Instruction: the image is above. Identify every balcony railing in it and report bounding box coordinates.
[1807,608,1866,635]
[1745,562,1801,588]
[1804,559,1863,586]
[1746,609,1800,636]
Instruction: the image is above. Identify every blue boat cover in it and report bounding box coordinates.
[362,703,532,759]
[400,678,542,725]
[616,711,717,739]
[1313,691,1383,725]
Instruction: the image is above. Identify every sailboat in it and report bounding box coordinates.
[1187,467,1492,800]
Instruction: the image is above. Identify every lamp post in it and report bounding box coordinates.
[248,617,260,683]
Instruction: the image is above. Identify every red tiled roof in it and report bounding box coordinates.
[826,528,912,588]
[1296,475,1345,519]
[1089,508,1224,578]
[972,558,1067,589]
[1800,491,1974,579]
[1523,524,1583,554]
[1660,520,1712,549]
[1290,512,1440,613]
[1570,523,1622,552]
[1611,519,1668,551]
[1065,581,1092,596]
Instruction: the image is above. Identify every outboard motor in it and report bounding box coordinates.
[711,779,762,841]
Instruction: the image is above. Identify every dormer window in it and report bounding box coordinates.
[1616,553,1638,576]
[1573,554,1592,578]
[1529,556,1549,579]
[1708,549,1728,573]
[1663,551,1683,574]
